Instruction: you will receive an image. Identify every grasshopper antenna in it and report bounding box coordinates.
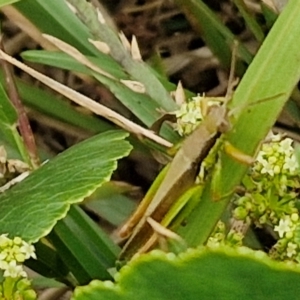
[225,40,239,102]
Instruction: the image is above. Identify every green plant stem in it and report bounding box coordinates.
[233,0,265,42]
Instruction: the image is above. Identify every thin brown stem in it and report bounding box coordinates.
[0,39,39,169]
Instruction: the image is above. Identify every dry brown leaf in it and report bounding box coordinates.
[1,6,57,52]
[89,39,111,54]
[96,8,106,24]
[43,34,115,80]
[261,0,287,12]
[134,217,185,254]
[0,171,30,193]
[131,35,142,61]
[7,159,30,174]
[120,79,146,93]
[147,217,183,241]
[173,81,185,106]
[119,31,131,51]
[0,146,7,164]
[65,1,77,14]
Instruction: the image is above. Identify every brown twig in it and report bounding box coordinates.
[0,38,39,169]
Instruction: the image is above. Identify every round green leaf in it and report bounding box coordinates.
[73,247,300,300]
[0,130,132,242]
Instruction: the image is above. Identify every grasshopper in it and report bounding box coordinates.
[118,85,287,260]
[118,89,284,260]
[118,102,231,260]
[118,44,242,260]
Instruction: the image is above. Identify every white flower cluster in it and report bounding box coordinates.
[174,95,222,136]
[254,135,298,177]
[235,132,300,222]
[231,131,300,262]
[0,234,36,278]
[272,213,300,260]
[274,214,298,239]
[175,96,203,136]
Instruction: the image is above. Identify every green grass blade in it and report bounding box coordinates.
[233,0,265,42]
[21,50,127,79]
[261,3,278,28]
[0,71,112,134]
[66,0,177,112]
[13,0,99,56]
[21,50,180,142]
[49,205,119,283]
[25,241,69,282]
[177,0,300,247]
[173,0,253,72]
[0,0,20,7]
[0,81,29,163]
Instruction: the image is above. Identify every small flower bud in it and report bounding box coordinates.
[285,231,294,239]
[291,213,299,222]
[233,207,248,220]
